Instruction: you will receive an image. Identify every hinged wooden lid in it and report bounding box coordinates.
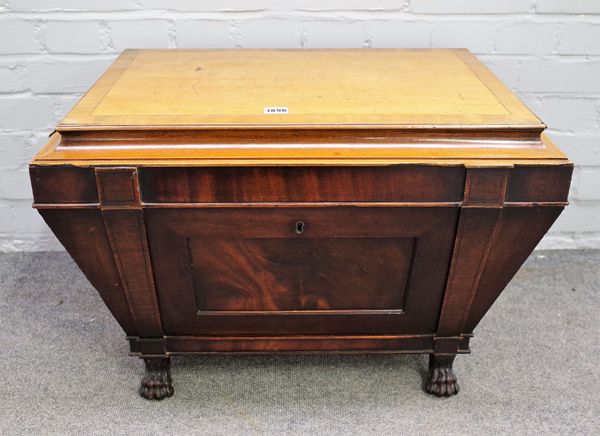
[35,49,569,165]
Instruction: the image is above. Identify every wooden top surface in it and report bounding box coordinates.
[34,49,569,166]
[60,49,542,130]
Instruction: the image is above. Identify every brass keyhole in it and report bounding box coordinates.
[295,221,305,234]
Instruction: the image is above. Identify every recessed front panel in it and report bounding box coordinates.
[189,237,414,314]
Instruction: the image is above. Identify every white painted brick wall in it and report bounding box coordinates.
[536,0,600,14]
[43,21,104,54]
[519,59,600,93]
[304,21,367,48]
[494,22,560,54]
[176,20,233,48]
[27,58,113,93]
[0,0,599,251]
[411,0,533,14]
[368,21,431,49]
[526,96,598,132]
[558,23,600,55]
[0,21,39,53]
[238,19,302,48]
[431,20,498,53]
[107,20,171,51]
[0,64,26,92]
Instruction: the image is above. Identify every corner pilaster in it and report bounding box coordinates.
[96,167,163,338]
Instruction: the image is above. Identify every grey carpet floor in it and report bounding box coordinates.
[0,250,598,436]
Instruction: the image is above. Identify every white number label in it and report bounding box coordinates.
[264,107,289,114]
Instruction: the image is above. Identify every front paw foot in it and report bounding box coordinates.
[425,355,459,397]
[139,357,174,400]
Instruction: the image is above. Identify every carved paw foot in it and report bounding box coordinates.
[139,357,174,400]
[425,354,459,397]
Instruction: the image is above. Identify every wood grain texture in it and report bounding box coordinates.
[190,237,414,313]
[30,165,98,204]
[139,166,465,203]
[463,168,509,207]
[58,49,542,130]
[96,167,140,207]
[506,164,573,202]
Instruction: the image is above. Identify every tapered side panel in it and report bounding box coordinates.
[436,207,503,337]
[464,207,564,332]
[39,209,137,335]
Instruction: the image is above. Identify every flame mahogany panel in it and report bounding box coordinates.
[139,166,466,204]
[190,237,414,313]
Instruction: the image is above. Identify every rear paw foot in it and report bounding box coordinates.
[425,354,459,397]
[139,357,174,400]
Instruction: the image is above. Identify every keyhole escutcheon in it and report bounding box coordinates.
[295,221,305,234]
